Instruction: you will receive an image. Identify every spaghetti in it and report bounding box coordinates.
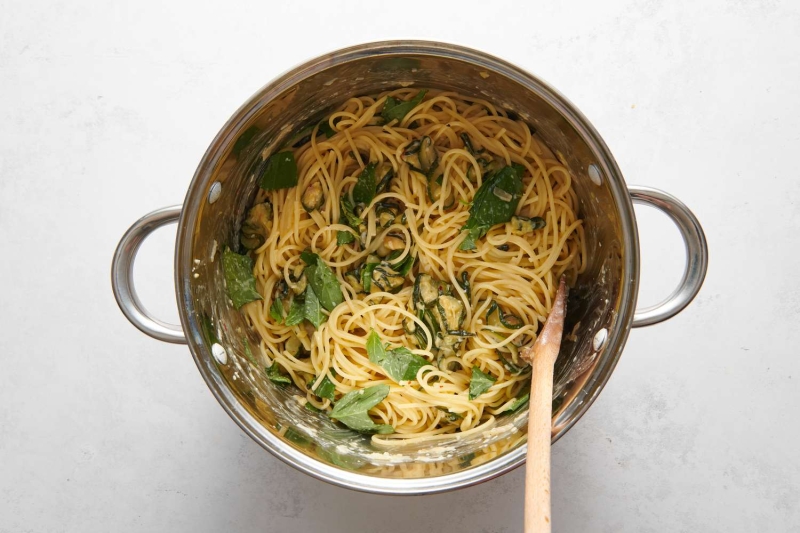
[238,89,586,444]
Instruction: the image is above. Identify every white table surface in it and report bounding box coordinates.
[2,0,799,531]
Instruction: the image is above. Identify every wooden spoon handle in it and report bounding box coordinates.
[524,353,556,533]
[522,277,567,533]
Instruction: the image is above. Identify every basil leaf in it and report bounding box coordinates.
[336,412,394,434]
[312,372,336,401]
[266,362,291,385]
[299,249,317,265]
[259,150,298,191]
[201,314,220,345]
[340,196,362,228]
[317,447,366,470]
[330,384,390,418]
[366,330,386,363]
[460,166,524,249]
[504,392,530,413]
[381,89,428,123]
[469,366,496,400]
[437,406,463,422]
[269,298,285,323]
[337,230,356,245]
[458,228,483,251]
[318,119,335,138]
[284,296,305,326]
[366,330,431,382]
[243,338,257,365]
[338,196,362,246]
[304,256,344,312]
[303,286,325,329]
[385,347,430,382]
[289,122,317,148]
[361,262,379,292]
[304,402,322,413]
[387,251,415,277]
[222,248,262,309]
[284,427,310,447]
[353,162,377,206]
[232,126,259,156]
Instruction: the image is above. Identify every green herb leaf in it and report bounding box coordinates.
[303,286,325,329]
[366,330,431,382]
[330,384,390,418]
[504,393,530,413]
[303,255,344,312]
[353,162,377,206]
[338,196,362,246]
[232,126,259,156]
[387,251,415,277]
[318,119,335,138]
[317,447,366,470]
[222,248,262,309]
[259,151,298,191]
[243,338,257,365]
[201,314,220,345]
[458,229,481,251]
[337,230,356,245]
[459,166,524,249]
[381,89,428,124]
[312,372,336,401]
[269,298,285,323]
[437,406,463,422]
[266,362,291,385]
[304,402,322,413]
[284,427,310,447]
[329,384,394,434]
[299,249,316,265]
[336,412,395,434]
[361,262,379,292]
[385,347,430,382]
[284,296,305,326]
[340,196,362,228]
[469,366,497,400]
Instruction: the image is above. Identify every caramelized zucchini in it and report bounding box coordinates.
[371,264,405,294]
[418,136,439,174]
[511,215,546,234]
[301,182,325,212]
[240,201,273,250]
[435,295,466,332]
[413,274,439,309]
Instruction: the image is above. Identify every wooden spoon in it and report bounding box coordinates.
[519,276,568,533]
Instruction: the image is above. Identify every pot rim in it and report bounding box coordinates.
[174,40,638,495]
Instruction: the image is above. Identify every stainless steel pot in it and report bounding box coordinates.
[111,41,708,494]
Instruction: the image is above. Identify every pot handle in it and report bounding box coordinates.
[111,206,187,344]
[628,186,708,327]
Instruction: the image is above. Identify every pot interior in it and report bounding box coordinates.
[178,42,634,488]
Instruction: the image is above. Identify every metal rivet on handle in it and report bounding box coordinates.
[588,164,602,186]
[593,328,608,351]
[208,182,222,204]
[212,343,228,365]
